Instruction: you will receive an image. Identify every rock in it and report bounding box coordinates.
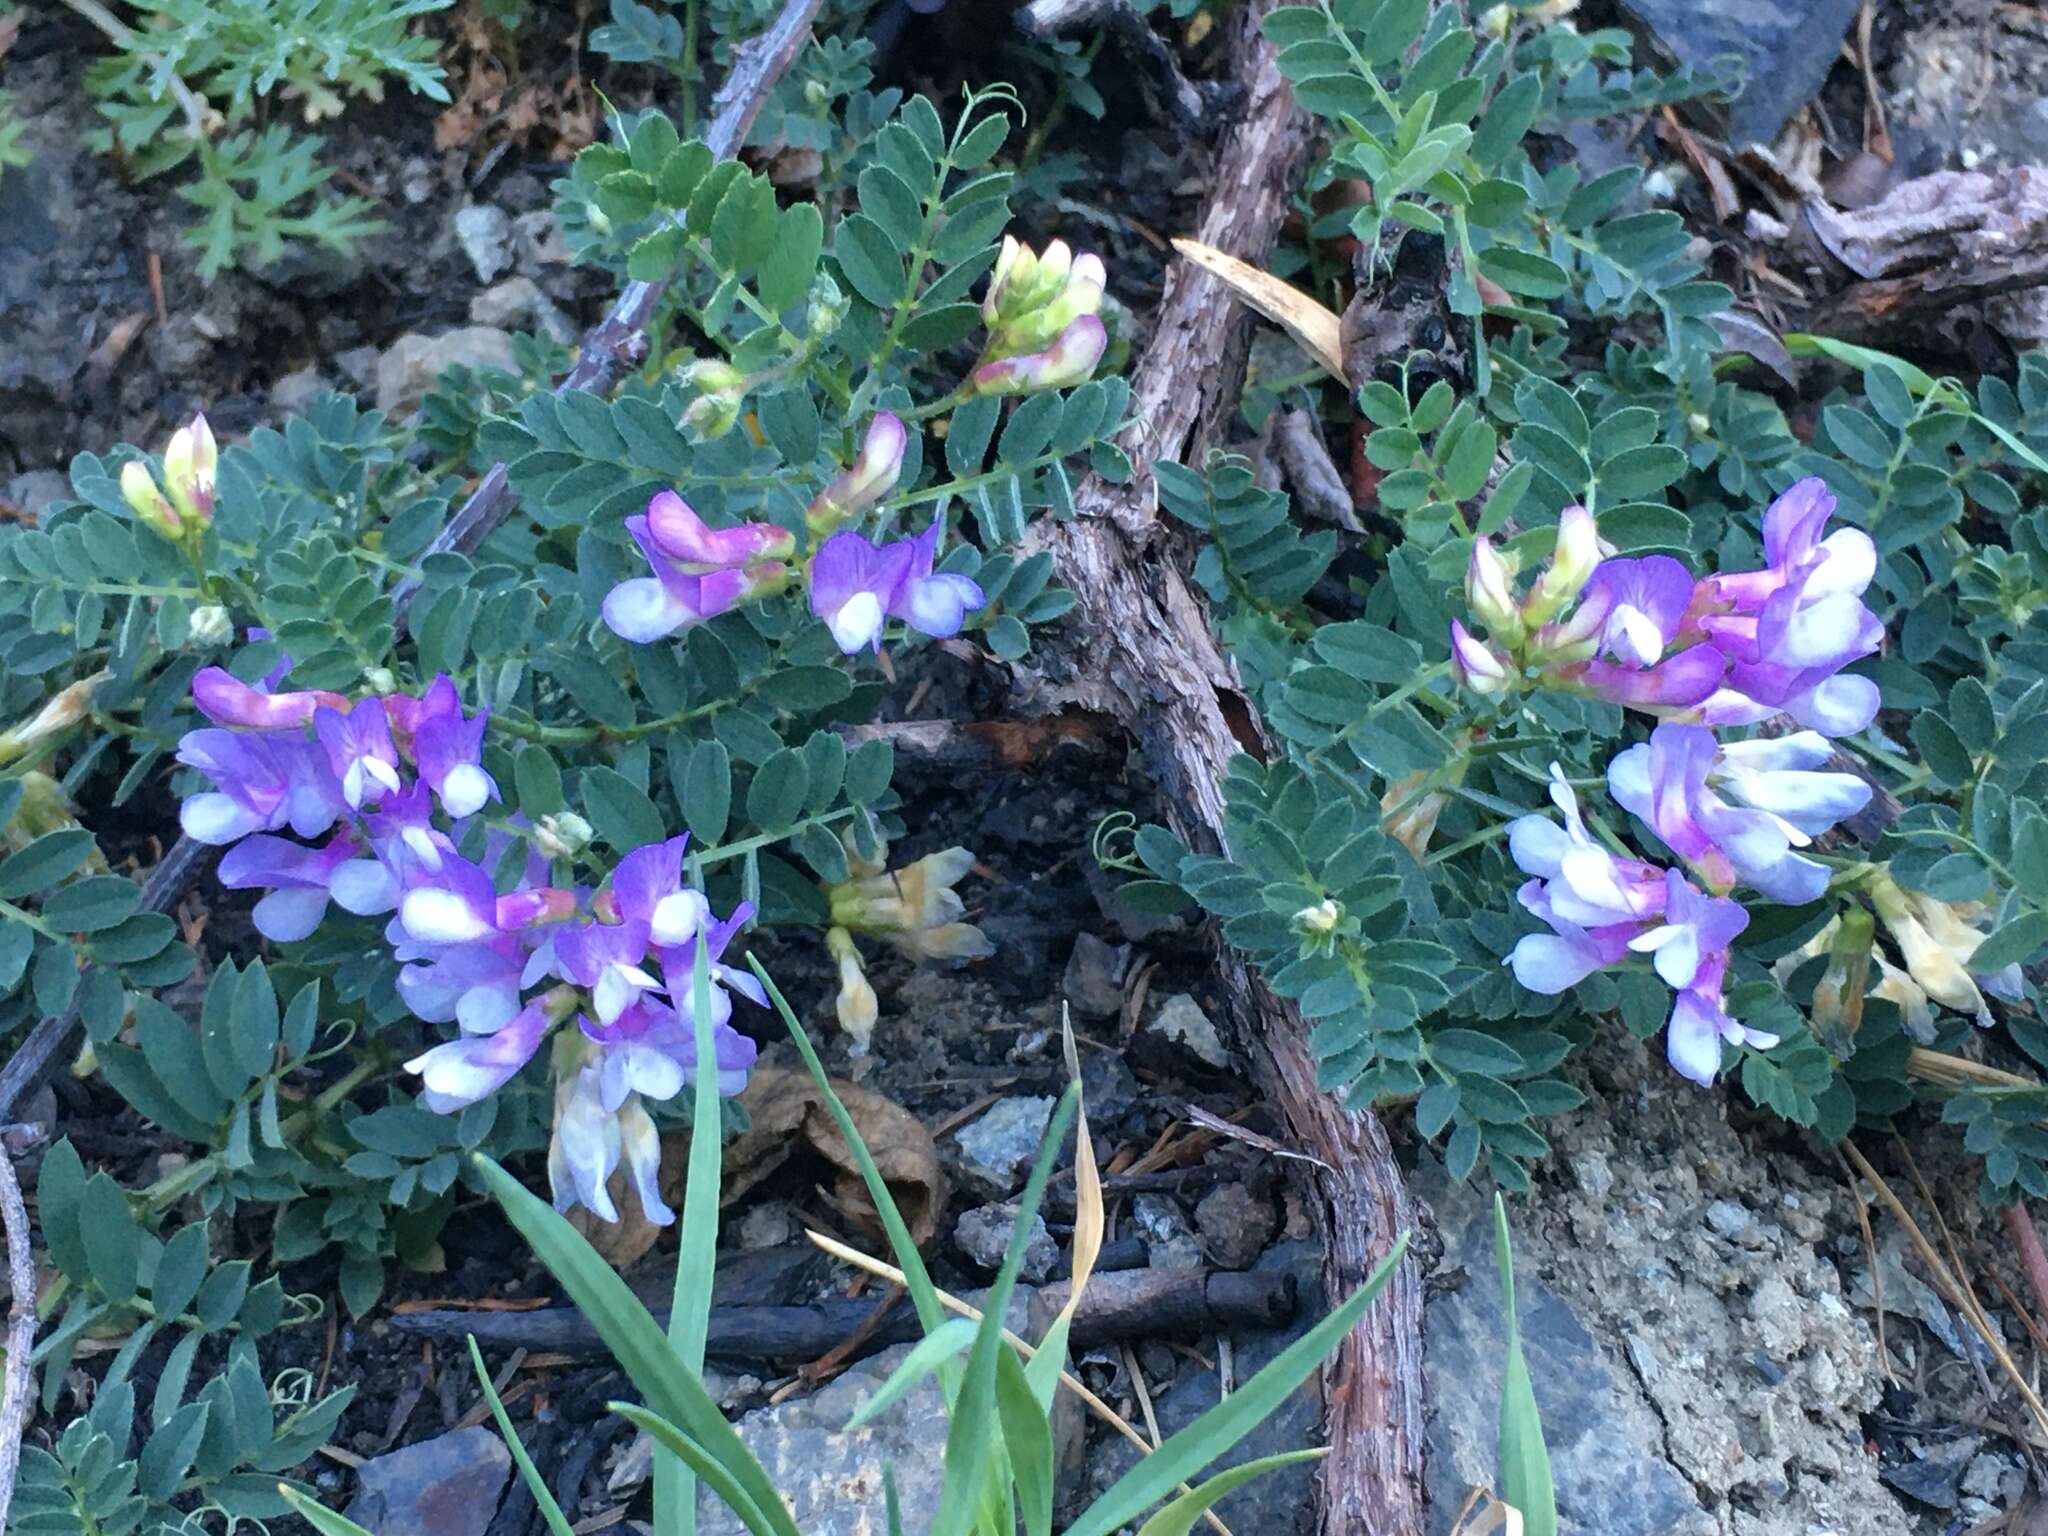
[334,346,381,390]
[1148,993,1229,1070]
[1060,932,1127,1019]
[469,276,576,344]
[513,210,573,273]
[1194,1183,1278,1270]
[736,1200,799,1251]
[1130,1194,1203,1272]
[951,1096,1056,1192]
[3,470,71,517]
[955,1200,1060,1282]
[1084,1244,1323,1533]
[1615,0,1863,145]
[1881,1434,1979,1510]
[1079,1051,1140,1121]
[345,1426,512,1536]
[399,156,439,206]
[1418,1155,1715,1536]
[1704,1199,1751,1239]
[454,204,514,283]
[375,327,521,415]
[271,366,328,418]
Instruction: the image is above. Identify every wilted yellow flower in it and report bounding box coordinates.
[828,847,995,962]
[0,671,108,764]
[1871,871,1989,1025]
[827,925,878,1053]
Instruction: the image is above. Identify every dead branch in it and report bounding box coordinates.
[1026,0,1429,1529]
[838,714,1119,775]
[1015,0,1211,134]
[388,1265,1294,1359]
[0,1138,36,1530]
[0,0,824,1125]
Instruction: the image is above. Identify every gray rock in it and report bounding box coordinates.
[334,346,382,389]
[1061,932,1127,1019]
[1085,1243,1324,1534]
[955,1200,1060,1282]
[1130,1194,1203,1272]
[469,276,576,344]
[3,470,71,517]
[736,1200,799,1251]
[271,365,327,418]
[375,327,521,415]
[1149,993,1229,1069]
[1704,1199,1751,1239]
[952,1095,1056,1192]
[1079,1051,1140,1121]
[454,204,514,283]
[1194,1183,1278,1271]
[1615,0,1862,145]
[1417,1157,1714,1536]
[345,1426,512,1536]
[513,210,573,273]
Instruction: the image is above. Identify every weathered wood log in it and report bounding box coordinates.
[0,0,827,1125]
[389,1266,1295,1361]
[1023,1,1430,1529]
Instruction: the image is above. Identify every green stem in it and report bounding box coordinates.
[679,0,700,127]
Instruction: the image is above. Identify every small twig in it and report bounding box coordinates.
[2005,1202,2048,1349]
[57,0,212,142]
[0,1139,38,1531]
[1833,1146,1891,1383]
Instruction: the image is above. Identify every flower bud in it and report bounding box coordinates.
[1294,898,1342,934]
[533,813,594,861]
[827,926,878,1054]
[971,315,1108,396]
[0,672,108,764]
[807,273,849,339]
[1520,506,1601,628]
[1871,871,1990,1025]
[161,413,217,530]
[188,605,233,646]
[1449,620,1512,695]
[682,390,742,441]
[365,667,398,696]
[808,412,909,536]
[121,460,182,541]
[1464,538,1522,642]
[1478,2,1511,37]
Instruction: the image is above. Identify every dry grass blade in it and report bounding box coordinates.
[1179,1104,1332,1171]
[1831,1147,1892,1384]
[804,1228,1236,1536]
[1446,1489,1524,1536]
[1841,1141,2048,1441]
[1169,238,1345,381]
[1062,1007,1105,1320]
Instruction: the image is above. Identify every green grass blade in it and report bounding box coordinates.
[658,925,724,1536]
[1066,1232,1411,1536]
[471,1154,799,1536]
[995,1344,1054,1536]
[884,1464,905,1536]
[276,1484,378,1536]
[846,1317,977,1431]
[1494,1194,1556,1536]
[468,1336,576,1536]
[929,1084,1079,1536]
[748,957,949,1340]
[1133,1450,1326,1536]
[615,1405,785,1536]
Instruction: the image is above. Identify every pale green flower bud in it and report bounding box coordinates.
[188,605,233,646]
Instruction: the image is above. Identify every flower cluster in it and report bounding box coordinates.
[1455,479,1883,736]
[1472,480,1894,1084]
[172,663,760,1225]
[972,237,1109,396]
[822,834,993,1053]
[120,413,217,544]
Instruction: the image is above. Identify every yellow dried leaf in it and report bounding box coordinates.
[1171,238,1345,381]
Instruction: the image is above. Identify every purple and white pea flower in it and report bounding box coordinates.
[177,729,343,845]
[602,494,794,644]
[388,674,497,820]
[807,520,986,655]
[1627,868,1750,990]
[808,413,909,535]
[405,991,563,1114]
[1664,953,1778,1087]
[555,918,662,1026]
[314,698,403,809]
[191,665,349,730]
[216,832,361,942]
[1606,723,1869,905]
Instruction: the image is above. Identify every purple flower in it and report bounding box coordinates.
[177,729,342,844]
[895,519,985,640]
[1684,478,1884,736]
[1542,556,1699,667]
[1663,953,1778,1086]
[1626,869,1750,989]
[1606,723,1867,903]
[609,835,710,949]
[555,918,661,1025]
[579,994,760,1113]
[809,530,917,653]
[397,853,574,948]
[216,833,360,942]
[192,665,348,730]
[389,675,497,820]
[1449,620,1512,694]
[405,993,558,1113]
[548,1065,666,1224]
[314,698,402,809]
[1502,768,1670,991]
[602,501,792,644]
[397,937,535,1035]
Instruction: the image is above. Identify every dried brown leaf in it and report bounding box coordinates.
[1170,237,1345,380]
